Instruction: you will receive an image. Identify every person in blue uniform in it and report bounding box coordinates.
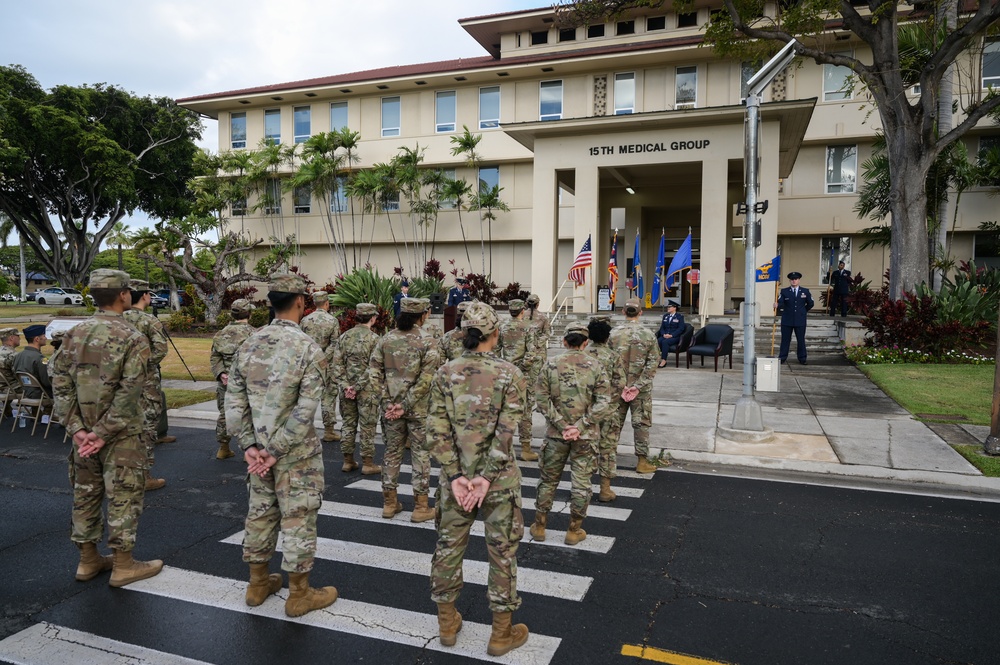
[446,278,470,308]
[828,261,852,317]
[655,300,685,368]
[392,280,409,319]
[774,271,814,365]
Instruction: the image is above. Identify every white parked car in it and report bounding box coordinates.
[35,287,85,306]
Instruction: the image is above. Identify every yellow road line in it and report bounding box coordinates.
[621,643,734,665]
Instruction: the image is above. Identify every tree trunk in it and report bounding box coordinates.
[886,130,932,300]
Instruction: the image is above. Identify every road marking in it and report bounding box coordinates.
[400,464,646,498]
[129,566,562,665]
[318,501,616,553]
[220,532,594,601]
[0,622,212,665]
[345,479,633,521]
[516,459,656,479]
[621,643,734,664]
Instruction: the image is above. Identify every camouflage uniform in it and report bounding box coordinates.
[299,297,341,437]
[534,324,612,522]
[333,314,380,460]
[428,302,526,613]
[524,298,551,392]
[210,307,255,447]
[439,301,471,362]
[608,312,659,460]
[226,304,327,574]
[498,305,538,443]
[370,300,441,496]
[587,333,626,479]
[123,302,168,469]
[51,271,150,553]
[0,328,20,386]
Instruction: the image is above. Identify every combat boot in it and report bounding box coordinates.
[598,477,616,503]
[109,549,163,588]
[529,512,547,541]
[382,489,403,519]
[486,611,529,657]
[216,440,235,460]
[635,457,657,474]
[322,429,341,443]
[246,563,282,607]
[75,542,113,582]
[361,456,381,475]
[564,516,587,546]
[144,473,166,491]
[156,435,176,444]
[436,601,463,646]
[519,439,539,462]
[341,453,359,473]
[411,493,434,523]
[285,572,337,617]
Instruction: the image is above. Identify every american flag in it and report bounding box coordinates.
[608,231,619,305]
[568,235,592,286]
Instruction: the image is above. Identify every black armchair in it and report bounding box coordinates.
[686,324,735,371]
[670,323,695,368]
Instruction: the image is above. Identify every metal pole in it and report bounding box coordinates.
[984,303,1000,455]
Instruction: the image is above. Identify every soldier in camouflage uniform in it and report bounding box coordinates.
[428,302,530,657]
[609,298,660,474]
[522,293,550,460]
[0,326,22,385]
[210,299,255,460]
[439,300,470,362]
[225,273,338,618]
[332,302,381,475]
[123,280,168,491]
[51,269,162,588]
[299,291,341,443]
[370,297,441,523]
[530,322,612,546]
[587,316,626,502]
[417,297,444,342]
[498,299,539,462]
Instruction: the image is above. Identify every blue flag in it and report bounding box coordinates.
[665,232,692,289]
[650,232,666,305]
[755,255,781,282]
[632,232,643,302]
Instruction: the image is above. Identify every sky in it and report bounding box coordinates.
[2,0,546,238]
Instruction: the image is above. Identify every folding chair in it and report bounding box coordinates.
[11,372,54,437]
[0,374,23,423]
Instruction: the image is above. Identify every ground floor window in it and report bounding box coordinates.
[294,186,311,214]
[820,236,851,284]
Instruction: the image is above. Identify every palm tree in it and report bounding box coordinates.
[450,127,487,273]
[393,144,426,275]
[292,132,349,274]
[337,128,363,269]
[105,221,134,271]
[470,185,510,276]
[441,177,474,270]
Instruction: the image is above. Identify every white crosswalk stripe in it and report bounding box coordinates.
[127,566,563,665]
[0,622,213,665]
[220,532,595,601]
[514,458,657,480]
[345,479,633,521]
[400,464,646,498]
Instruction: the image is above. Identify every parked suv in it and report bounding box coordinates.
[35,287,85,306]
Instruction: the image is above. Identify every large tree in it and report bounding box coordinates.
[0,65,202,286]
[560,1,1000,299]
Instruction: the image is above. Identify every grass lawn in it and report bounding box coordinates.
[952,444,1000,477]
[161,336,215,381]
[164,387,215,410]
[858,363,993,426]
[0,304,71,320]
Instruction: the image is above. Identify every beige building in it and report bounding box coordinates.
[178,4,1000,315]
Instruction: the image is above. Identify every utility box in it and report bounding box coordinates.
[756,357,780,392]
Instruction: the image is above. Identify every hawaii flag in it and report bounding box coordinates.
[608,231,619,305]
[568,235,592,286]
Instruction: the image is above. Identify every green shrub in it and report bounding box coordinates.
[214,311,232,329]
[165,312,195,333]
[249,306,270,328]
[331,267,397,312]
[55,308,74,316]
[408,276,445,299]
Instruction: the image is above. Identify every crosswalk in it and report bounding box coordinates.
[0,442,656,665]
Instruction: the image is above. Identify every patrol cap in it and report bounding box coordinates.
[49,329,67,343]
[231,299,252,315]
[564,321,590,339]
[508,298,525,312]
[590,314,612,324]
[268,273,307,295]
[526,293,540,306]
[23,324,46,339]
[456,301,471,315]
[463,302,499,336]
[400,297,428,314]
[129,279,150,292]
[356,302,378,316]
[89,269,131,290]
[0,327,19,338]
[312,290,328,301]
[787,271,803,280]
[623,298,642,314]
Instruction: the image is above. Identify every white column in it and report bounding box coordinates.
[531,164,559,308]
[700,157,728,317]
[574,165,600,313]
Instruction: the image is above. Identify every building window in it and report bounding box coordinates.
[330,102,348,131]
[614,72,635,115]
[436,90,456,133]
[478,166,499,194]
[559,27,576,42]
[740,61,759,99]
[479,86,500,129]
[382,97,400,137]
[675,66,697,109]
[264,109,281,145]
[383,190,400,212]
[587,24,605,38]
[230,112,246,149]
[677,12,698,28]
[439,168,457,209]
[820,237,851,284]
[984,39,1000,90]
[293,106,311,143]
[823,53,854,101]
[263,180,282,215]
[531,30,549,45]
[826,145,858,193]
[293,186,311,214]
[616,20,635,35]
[331,176,348,213]
[232,197,247,216]
[646,16,666,31]
[540,80,563,121]
[980,135,1000,157]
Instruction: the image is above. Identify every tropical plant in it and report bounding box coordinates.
[105,222,134,271]
[329,267,399,313]
[407,276,446,299]
[470,184,510,276]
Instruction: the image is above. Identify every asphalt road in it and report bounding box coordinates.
[1,424,997,665]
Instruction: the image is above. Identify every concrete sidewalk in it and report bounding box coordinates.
[167,355,1000,498]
